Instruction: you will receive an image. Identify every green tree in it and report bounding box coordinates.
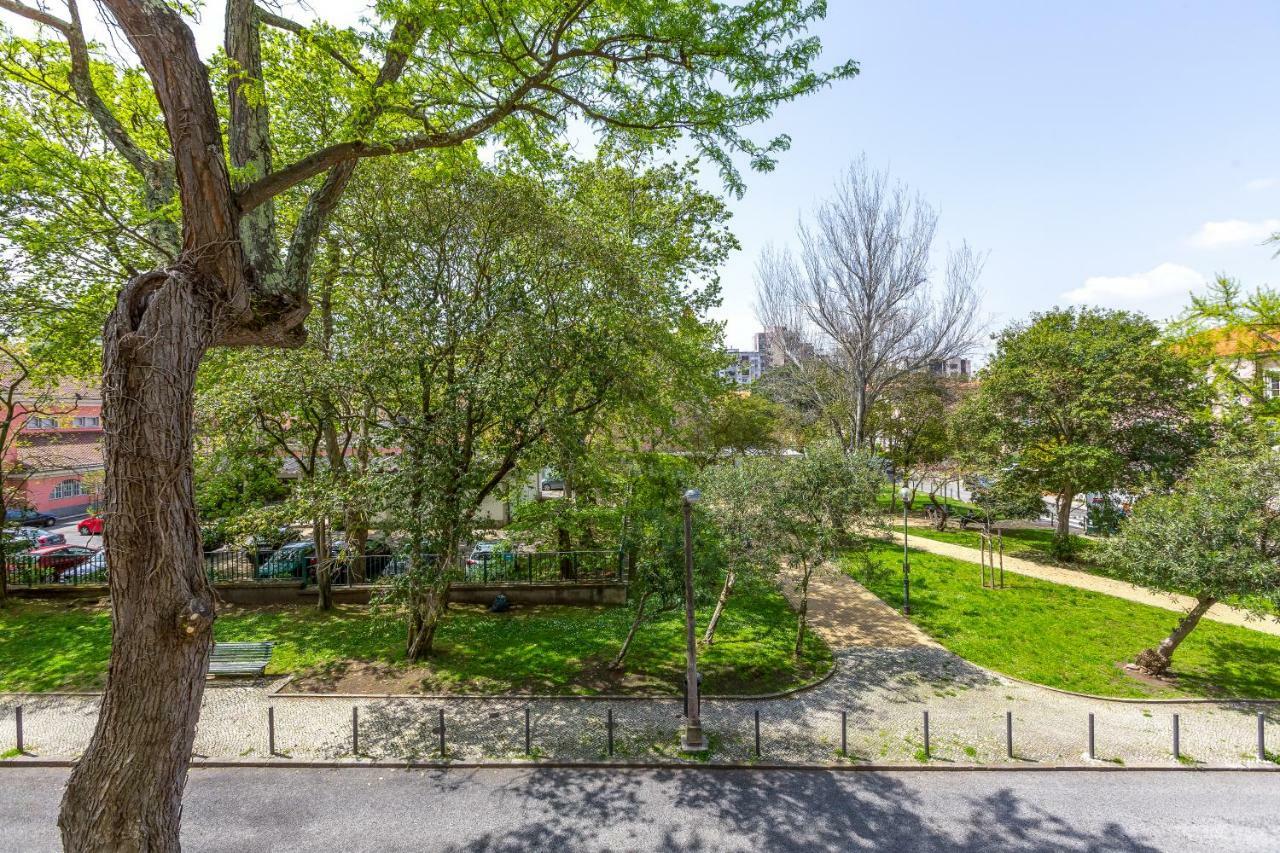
[957,307,1210,557]
[1103,440,1280,675]
[869,371,958,513]
[344,155,730,659]
[684,390,783,468]
[698,454,778,644]
[0,2,854,840]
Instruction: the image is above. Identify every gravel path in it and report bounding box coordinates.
[896,526,1280,637]
[3,564,1278,768]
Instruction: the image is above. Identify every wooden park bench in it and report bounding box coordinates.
[208,641,274,678]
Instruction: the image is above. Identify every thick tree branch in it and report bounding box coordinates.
[226,0,278,282]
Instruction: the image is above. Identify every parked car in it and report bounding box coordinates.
[4,507,57,527]
[10,527,66,548]
[255,540,347,583]
[17,544,97,577]
[255,541,315,579]
[78,515,105,536]
[59,549,108,584]
[541,477,565,492]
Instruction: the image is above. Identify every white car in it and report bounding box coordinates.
[58,549,108,584]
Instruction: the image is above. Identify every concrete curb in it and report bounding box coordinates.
[2,756,1277,773]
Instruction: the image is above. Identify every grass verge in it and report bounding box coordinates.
[845,540,1280,699]
[0,586,831,696]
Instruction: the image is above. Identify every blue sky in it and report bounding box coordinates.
[709,0,1280,351]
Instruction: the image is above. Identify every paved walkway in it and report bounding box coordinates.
[781,562,935,649]
[894,526,1280,637]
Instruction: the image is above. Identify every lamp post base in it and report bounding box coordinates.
[681,726,707,753]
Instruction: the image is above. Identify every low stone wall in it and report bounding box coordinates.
[448,582,627,607]
[13,581,628,607]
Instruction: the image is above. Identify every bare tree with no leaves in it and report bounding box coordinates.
[757,157,983,450]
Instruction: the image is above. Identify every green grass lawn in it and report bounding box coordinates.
[906,524,1277,617]
[0,586,831,696]
[906,525,1099,565]
[876,486,976,516]
[847,540,1280,699]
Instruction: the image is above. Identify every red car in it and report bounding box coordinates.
[20,544,97,575]
[77,516,104,536]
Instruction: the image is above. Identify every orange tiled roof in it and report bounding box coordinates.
[13,439,103,473]
[1188,326,1280,358]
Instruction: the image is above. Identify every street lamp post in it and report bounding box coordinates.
[681,488,706,752]
[900,485,912,615]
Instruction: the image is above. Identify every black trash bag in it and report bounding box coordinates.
[488,594,511,613]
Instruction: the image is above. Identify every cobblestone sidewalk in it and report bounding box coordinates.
[3,647,1277,768]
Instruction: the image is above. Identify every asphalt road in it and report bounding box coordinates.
[2,767,1276,852]
[48,517,97,548]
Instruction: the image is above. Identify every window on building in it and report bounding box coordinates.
[1266,373,1280,400]
[51,479,84,500]
[72,416,101,428]
[27,416,58,429]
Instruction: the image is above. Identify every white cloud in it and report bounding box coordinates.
[1063,263,1205,315]
[1245,177,1278,192]
[1189,218,1280,248]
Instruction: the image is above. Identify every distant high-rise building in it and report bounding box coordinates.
[928,357,972,378]
[754,325,813,370]
[717,349,764,385]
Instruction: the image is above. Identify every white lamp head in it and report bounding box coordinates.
[684,488,702,504]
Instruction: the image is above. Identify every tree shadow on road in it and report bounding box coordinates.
[441,767,1162,852]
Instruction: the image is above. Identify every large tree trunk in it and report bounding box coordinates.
[59,271,218,852]
[558,526,575,579]
[794,561,813,658]
[406,583,447,661]
[314,515,333,611]
[701,568,735,645]
[1054,490,1076,551]
[1135,596,1216,676]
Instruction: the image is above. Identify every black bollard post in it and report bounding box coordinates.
[922,710,930,759]
[841,710,847,756]
[1259,713,1267,763]
[268,706,276,756]
[754,709,761,758]
[1173,714,1180,761]
[607,708,614,757]
[352,706,359,756]
[1006,711,1013,759]
[15,705,23,754]
[1087,713,1095,761]
[438,708,446,757]
[525,707,532,756]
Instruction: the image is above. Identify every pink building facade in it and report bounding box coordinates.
[4,383,103,519]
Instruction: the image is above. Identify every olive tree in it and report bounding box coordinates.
[1104,441,1280,675]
